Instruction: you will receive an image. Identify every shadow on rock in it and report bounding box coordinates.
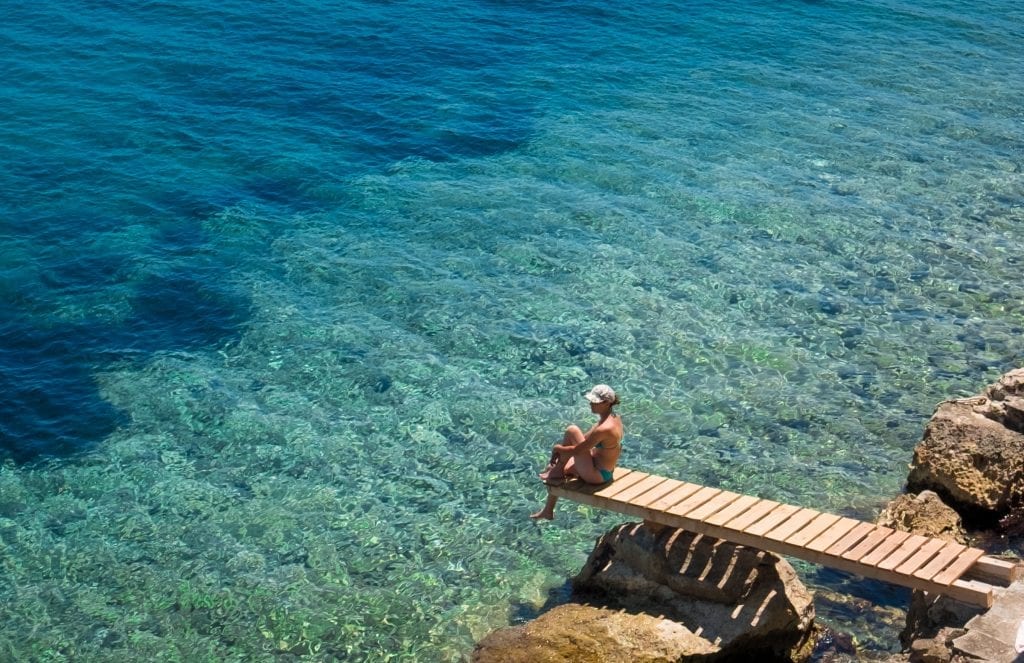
[475,521,817,663]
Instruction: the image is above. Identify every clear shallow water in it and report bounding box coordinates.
[2,0,1023,659]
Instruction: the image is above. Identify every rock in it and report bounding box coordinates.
[875,491,966,544]
[983,367,1024,432]
[473,522,816,662]
[809,624,859,662]
[907,368,1024,518]
[1000,506,1024,536]
[475,524,819,663]
[471,603,716,663]
[907,627,964,663]
[909,636,950,663]
[573,522,816,658]
[901,589,981,648]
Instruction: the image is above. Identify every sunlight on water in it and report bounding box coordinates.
[1,0,1023,659]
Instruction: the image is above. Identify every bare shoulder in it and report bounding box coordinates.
[596,415,624,437]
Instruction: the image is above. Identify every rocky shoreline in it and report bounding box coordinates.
[473,369,1024,662]
[907,368,1024,529]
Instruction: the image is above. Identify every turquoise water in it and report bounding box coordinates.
[2,0,1023,659]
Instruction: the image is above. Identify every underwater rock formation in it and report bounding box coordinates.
[907,368,1024,519]
[473,522,816,662]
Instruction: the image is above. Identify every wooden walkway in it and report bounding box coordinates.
[548,468,1023,607]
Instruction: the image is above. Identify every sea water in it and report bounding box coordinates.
[1,0,1022,659]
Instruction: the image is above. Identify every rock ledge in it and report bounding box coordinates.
[473,522,816,662]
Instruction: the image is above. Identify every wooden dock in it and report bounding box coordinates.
[547,468,1023,607]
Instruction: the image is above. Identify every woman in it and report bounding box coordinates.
[530,384,623,520]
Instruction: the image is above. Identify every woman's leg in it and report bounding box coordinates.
[530,493,559,520]
[531,451,607,519]
[539,426,585,480]
[570,448,605,485]
[533,426,587,519]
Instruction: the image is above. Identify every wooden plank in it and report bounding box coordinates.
[641,499,995,607]
[840,526,897,562]
[705,495,761,527]
[548,477,995,606]
[805,517,860,553]
[644,482,704,512]
[631,478,687,507]
[685,491,743,522]
[856,528,913,565]
[610,492,727,535]
[876,534,931,571]
[945,579,993,608]
[722,499,780,532]
[895,538,947,576]
[764,508,820,543]
[745,504,801,537]
[549,468,634,496]
[824,522,875,556]
[786,512,840,547]
[590,471,650,498]
[913,543,967,581]
[932,548,987,586]
[610,475,672,503]
[965,555,1024,584]
[666,487,722,518]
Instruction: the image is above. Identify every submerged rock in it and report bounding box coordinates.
[473,522,816,662]
[808,624,859,662]
[907,367,1024,519]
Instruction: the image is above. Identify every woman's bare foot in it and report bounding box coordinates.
[538,468,564,481]
[529,509,553,520]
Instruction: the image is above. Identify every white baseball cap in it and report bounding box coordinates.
[584,384,617,404]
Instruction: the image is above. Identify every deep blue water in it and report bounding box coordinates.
[2,0,1023,659]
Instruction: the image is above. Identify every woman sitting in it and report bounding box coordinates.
[531,384,623,520]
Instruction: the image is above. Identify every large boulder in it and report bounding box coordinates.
[474,522,816,662]
[907,368,1024,518]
